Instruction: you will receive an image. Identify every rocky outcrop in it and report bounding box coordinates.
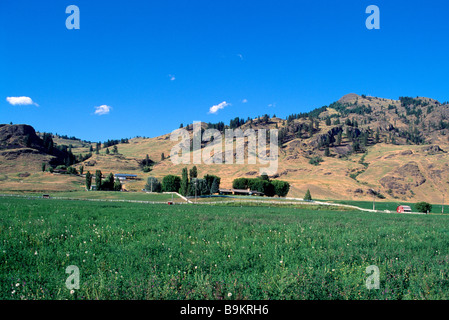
[0,124,44,151]
[422,145,445,155]
[379,161,426,195]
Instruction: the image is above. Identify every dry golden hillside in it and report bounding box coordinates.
[2,94,449,203]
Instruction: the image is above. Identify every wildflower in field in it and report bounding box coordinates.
[228,293,232,297]
[11,290,15,294]
[15,283,20,287]
[280,260,283,264]
[34,251,38,255]
[66,253,70,257]
[70,290,75,295]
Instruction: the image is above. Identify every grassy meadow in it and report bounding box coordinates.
[330,199,447,214]
[1,196,449,300]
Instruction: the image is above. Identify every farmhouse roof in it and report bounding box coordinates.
[115,174,137,177]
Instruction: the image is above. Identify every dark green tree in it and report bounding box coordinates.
[145,177,161,192]
[113,178,122,191]
[41,163,46,172]
[210,178,219,194]
[180,168,189,196]
[162,175,181,192]
[102,173,115,191]
[304,189,312,201]
[85,171,92,190]
[232,178,248,189]
[95,170,102,190]
[271,180,290,197]
[415,202,432,213]
[189,166,198,180]
[188,178,210,196]
[204,175,221,190]
[336,131,342,146]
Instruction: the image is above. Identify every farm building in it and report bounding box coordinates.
[114,174,138,181]
[397,205,412,213]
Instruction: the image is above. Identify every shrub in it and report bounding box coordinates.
[415,202,432,213]
[309,156,323,166]
[233,178,249,189]
[66,167,78,175]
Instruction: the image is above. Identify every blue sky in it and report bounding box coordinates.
[1,0,449,141]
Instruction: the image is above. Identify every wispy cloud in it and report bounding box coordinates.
[168,74,176,81]
[242,99,248,103]
[94,105,112,115]
[209,101,230,114]
[6,96,39,106]
[268,103,276,108]
[237,54,244,60]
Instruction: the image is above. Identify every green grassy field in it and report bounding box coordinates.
[1,191,181,202]
[330,200,447,214]
[1,197,449,300]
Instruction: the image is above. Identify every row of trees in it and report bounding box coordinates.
[85,170,122,191]
[41,163,81,175]
[144,168,291,198]
[232,175,290,197]
[144,166,221,197]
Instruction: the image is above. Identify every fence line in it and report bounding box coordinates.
[0,193,428,214]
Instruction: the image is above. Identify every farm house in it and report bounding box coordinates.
[397,205,412,213]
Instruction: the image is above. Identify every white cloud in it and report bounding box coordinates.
[169,74,176,81]
[209,101,230,114]
[268,103,276,108]
[94,105,112,115]
[242,99,248,103]
[6,96,39,106]
[237,54,244,60]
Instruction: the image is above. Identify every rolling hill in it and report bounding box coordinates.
[2,93,449,203]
